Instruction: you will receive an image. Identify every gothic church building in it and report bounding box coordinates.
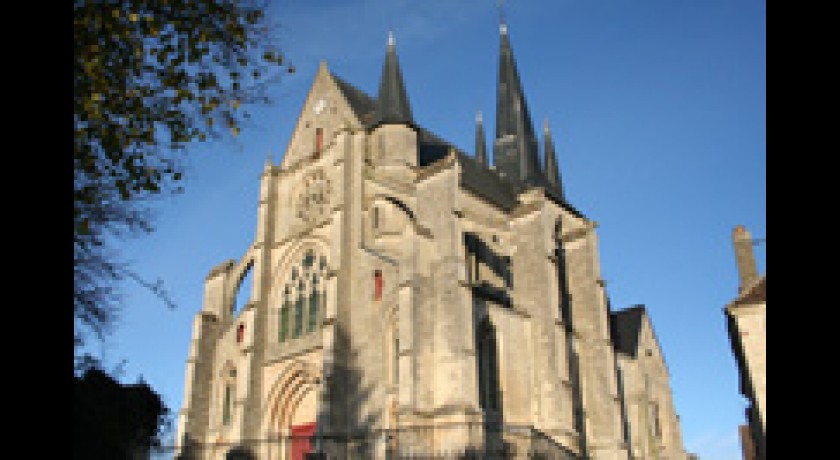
[176,21,689,460]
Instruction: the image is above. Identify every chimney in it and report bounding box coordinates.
[732,225,759,293]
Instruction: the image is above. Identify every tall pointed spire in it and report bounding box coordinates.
[493,19,542,189]
[543,119,565,199]
[374,31,414,126]
[475,111,487,166]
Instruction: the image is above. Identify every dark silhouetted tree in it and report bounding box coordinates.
[74,367,170,459]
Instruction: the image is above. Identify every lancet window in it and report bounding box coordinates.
[278,249,328,343]
[476,318,501,411]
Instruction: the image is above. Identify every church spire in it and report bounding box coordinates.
[543,119,565,199]
[374,31,414,126]
[475,111,487,166]
[493,19,542,189]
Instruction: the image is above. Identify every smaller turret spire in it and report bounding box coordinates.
[476,111,487,166]
[493,15,541,189]
[498,0,507,35]
[543,119,564,199]
[374,31,414,126]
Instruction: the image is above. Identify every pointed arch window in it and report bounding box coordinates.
[294,293,304,338]
[309,275,320,332]
[279,249,328,343]
[279,300,290,342]
[222,384,232,426]
[477,318,501,411]
[393,336,400,385]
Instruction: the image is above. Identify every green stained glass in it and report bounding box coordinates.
[279,304,289,342]
[308,291,319,332]
[303,250,315,269]
[294,295,303,338]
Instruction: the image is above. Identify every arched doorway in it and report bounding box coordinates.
[289,388,317,460]
[261,361,321,460]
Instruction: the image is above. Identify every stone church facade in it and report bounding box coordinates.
[176,22,688,460]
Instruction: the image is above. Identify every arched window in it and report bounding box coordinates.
[476,318,501,411]
[222,384,232,426]
[278,249,328,343]
[393,336,399,385]
[308,275,319,332]
[294,290,304,338]
[219,365,236,428]
[279,298,290,342]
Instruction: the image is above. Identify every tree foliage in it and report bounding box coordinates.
[74,0,292,348]
[74,366,170,459]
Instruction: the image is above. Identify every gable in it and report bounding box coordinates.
[280,63,367,170]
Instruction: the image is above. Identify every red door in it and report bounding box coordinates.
[290,422,316,460]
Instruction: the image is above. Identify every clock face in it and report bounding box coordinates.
[313,98,327,115]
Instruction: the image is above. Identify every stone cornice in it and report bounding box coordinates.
[206,260,236,281]
[560,222,597,244]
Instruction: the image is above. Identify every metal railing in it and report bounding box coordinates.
[166,423,578,459]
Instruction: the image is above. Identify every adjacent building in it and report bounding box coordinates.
[175,20,689,460]
[726,226,766,460]
[610,307,687,459]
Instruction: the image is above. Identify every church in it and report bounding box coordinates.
[175,19,689,460]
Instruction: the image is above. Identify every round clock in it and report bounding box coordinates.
[313,98,327,115]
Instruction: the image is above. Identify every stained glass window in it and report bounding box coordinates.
[279,302,289,342]
[281,249,329,342]
[309,275,319,332]
[294,294,304,338]
[303,250,315,269]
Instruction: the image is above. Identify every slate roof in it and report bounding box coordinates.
[731,275,766,307]
[330,73,378,125]
[329,70,580,216]
[725,275,765,398]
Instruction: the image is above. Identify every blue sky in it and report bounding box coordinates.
[89,1,765,459]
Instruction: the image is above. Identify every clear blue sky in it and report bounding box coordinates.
[89,1,765,459]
